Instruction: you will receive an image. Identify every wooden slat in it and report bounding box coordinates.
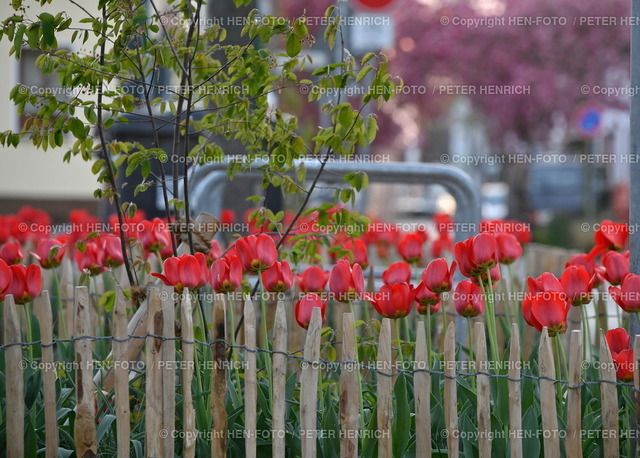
[634,335,640,458]
[181,291,197,458]
[60,256,75,338]
[538,328,559,458]
[566,330,582,456]
[444,321,458,457]
[273,301,288,457]
[340,312,359,458]
[474,322,491,457]
[599,333,619,458]
[377,318,393,458]
[414,321,431,458]
[508,323,522,458]
[113,286,131,458]
[211,294,228,456]
[161,286,176,458]
[74,286,97,457]
[4,295,24,457]
[145,287,164,457]
[34,291,59,457]
[301,307,322,458]
[245,297,257,458]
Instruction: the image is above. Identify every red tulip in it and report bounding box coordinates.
[220,209,236,225]
[152,254,204,292]
[472,265,501,287]
[0,259,13,296]
[236,234,278,273]
[210,256,243,293]
[295,293,327,329]
[296,266,329,293]
[454,280,485,318]
[367,282,415,319]
[343,239,369,269]
[261,260,294,293]
[605,328,634,382]
[207,240,222,266]
[454,232,498,276]
[601,251,629,286]
[102,236,124,268]
[398,233,424,264]
[414,281,440,315]
[0,241,23,265]
[75,240,107,276]
[609,274,640,313]
[495,233,523,264]
[527,272,563,295]
[5,264,42,304]
[139,218,172,254]
[329,260,364,302]
[560,265,593,306]
[528,291,570,337]
[31,237,66,269]
[422,258,456,293]
[431,235,454,258]
[592,220,628,255]
[382,262,412,285]
[566,253,602,287]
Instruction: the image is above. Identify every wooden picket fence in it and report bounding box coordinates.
[3,283,640,457]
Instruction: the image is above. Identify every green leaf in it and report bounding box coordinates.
[99,291,116,313]
[286,33,301,57]
[356,65,373,83]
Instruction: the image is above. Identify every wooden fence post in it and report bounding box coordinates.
[161,285,176,458]
[538,328,560,458]
[181,291,197,458]
[273,301,288,457]
[474,322,491,457]
[599,333,619,458]
[211,294,228,456]
[414,320,431,458]
[74,286,97,457]
[566,330,582,456]
[34,291,59,458]
[340,312,359,458]
[508,323,522,458]
[444,321,458,457]
[245,297,257,458]
[145,287,164,457]
[301,307,322,458]
[377,318,393,458]
[113,286,131,458]
[4,295,24,458]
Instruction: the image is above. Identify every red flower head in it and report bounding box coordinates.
[524,291,570,337]
[207,240,222,266]
[414,281,440,314]
[139,218,172,255]
[236,234,278,273]
[382,262,412,286]
[329,260,364,302]
[261,260,294,293]
[220,209,236,225]
[75,240,107,276]
[589,220,628,258]
[609,274,640,313]
[431,235,454,258]
[5,264,42,304]
[102,236,124,268]
[605,328,635,382]
[566,253,601,287]
[210,256,243,293]
[455,232,498,276]
[454,280,485,318]
[422,258,456,293]
[0,241,23,265]
[296,266,329,293]
[527,272,564,295]
[367,282,416,319]
[434,213,454,235]
[31,237,66,269]
[398,233,425,264]
[0,259,13,297]
[560,265,593,306]
[343,239,369,269]
[152,254,205,292]
[471,265,501,287]
[601,251,629,286]
[295,293,327,329]
[495,233,523,265]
